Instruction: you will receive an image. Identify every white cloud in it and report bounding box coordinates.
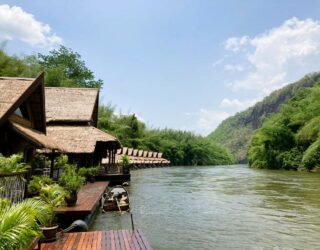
[185,109,230,135]
[225,36,249,52]
[224,64,245,72]
[220,98,258,110]
[226,17,320,93]
[0,4,62,48]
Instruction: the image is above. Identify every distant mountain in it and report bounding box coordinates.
[207,72,320,163]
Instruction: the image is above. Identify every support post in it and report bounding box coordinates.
[50,150,55,178]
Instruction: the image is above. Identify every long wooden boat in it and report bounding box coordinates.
[103,185,130,212]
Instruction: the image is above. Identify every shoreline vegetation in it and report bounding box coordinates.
[248,81,320,171]
[0,46,233,166]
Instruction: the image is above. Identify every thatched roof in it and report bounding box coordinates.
[122,147,128,155]
[10,121,62,151]
[45,87,99,124]
[0,76,45,127]
[127,148,133,156]
[47,125,120,153]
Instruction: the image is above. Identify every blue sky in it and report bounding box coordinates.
[1,0,320,135]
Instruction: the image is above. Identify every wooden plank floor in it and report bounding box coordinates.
[55,182,109,214]
[41,230,152,250]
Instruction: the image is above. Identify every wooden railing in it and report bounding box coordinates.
[0,170,30,203]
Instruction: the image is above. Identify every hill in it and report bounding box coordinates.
[207,72,320,163]
[248,81,320,171]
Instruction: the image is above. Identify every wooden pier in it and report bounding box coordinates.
[55,181,109,214]
[40,229,152,250]
[55,181,109,227]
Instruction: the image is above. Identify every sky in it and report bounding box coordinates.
[1,0,320,135]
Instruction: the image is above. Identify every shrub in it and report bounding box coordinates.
[302,138,320,171]
[59,165,85,194]
[28,176,53,195]
[0,153,26,173]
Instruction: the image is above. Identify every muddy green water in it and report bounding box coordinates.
[92,165,320,250]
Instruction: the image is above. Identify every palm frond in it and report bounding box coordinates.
[0,198,51,250]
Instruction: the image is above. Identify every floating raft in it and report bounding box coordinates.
[41,229,152,250]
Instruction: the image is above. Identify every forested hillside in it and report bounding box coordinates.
[98,105,234,166]
[248,82,320,171]
[208,73,320,163]
[0,47,233,166]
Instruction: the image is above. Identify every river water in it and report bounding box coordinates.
[92,165,320,250]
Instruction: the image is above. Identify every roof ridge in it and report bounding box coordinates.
[0,77,34,80]
[45,87,99,91]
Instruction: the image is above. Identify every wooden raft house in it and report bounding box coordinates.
[0,74,62,159]
[45,87,121,167]
[102,147,171,170]
[0,74,64,202]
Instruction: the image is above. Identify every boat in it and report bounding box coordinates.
[103,185,130,212]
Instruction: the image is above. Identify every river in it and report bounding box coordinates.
[92,165,320,249]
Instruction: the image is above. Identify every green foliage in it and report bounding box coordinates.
[0,50,40,78]
[28,176,53,194]
[59,165,85,193]
[277,148,303,170]
[208,72,320,163]
[0,46,102,89]
[38,45,103,88]
[302,138,320,171]
[78,167,99,178]
[121,155,130,174]
[32,154,48,169]
[54,154,68,169]
[296,116,320,148]
[0,198,51,250]
[0,153,26,173]
[248,81,320,171]
[36,184,66,226]
[98,108,146,148]
[98,106,234,166]
[121,155,130,167]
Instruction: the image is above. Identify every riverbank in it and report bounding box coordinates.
[92,165,320,249]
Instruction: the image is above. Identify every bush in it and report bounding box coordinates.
[276,148,303,170]
[28,176,53,194]
[54,154,68,169]
[302,138,320,171]
[59,165,85,194]
[0,153,26,173]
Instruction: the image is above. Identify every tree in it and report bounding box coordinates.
[38,46,103,88]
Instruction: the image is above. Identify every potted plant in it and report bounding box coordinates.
[78,167,99,183]
[27,175,53,197]
[59,165,85,207]
[37,184,67,241]
[121,155,130,174]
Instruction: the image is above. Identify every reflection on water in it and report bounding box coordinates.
[92,165,320,250]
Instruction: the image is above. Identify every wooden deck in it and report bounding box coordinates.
[41,230,152,250]
[55,182,109,214]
